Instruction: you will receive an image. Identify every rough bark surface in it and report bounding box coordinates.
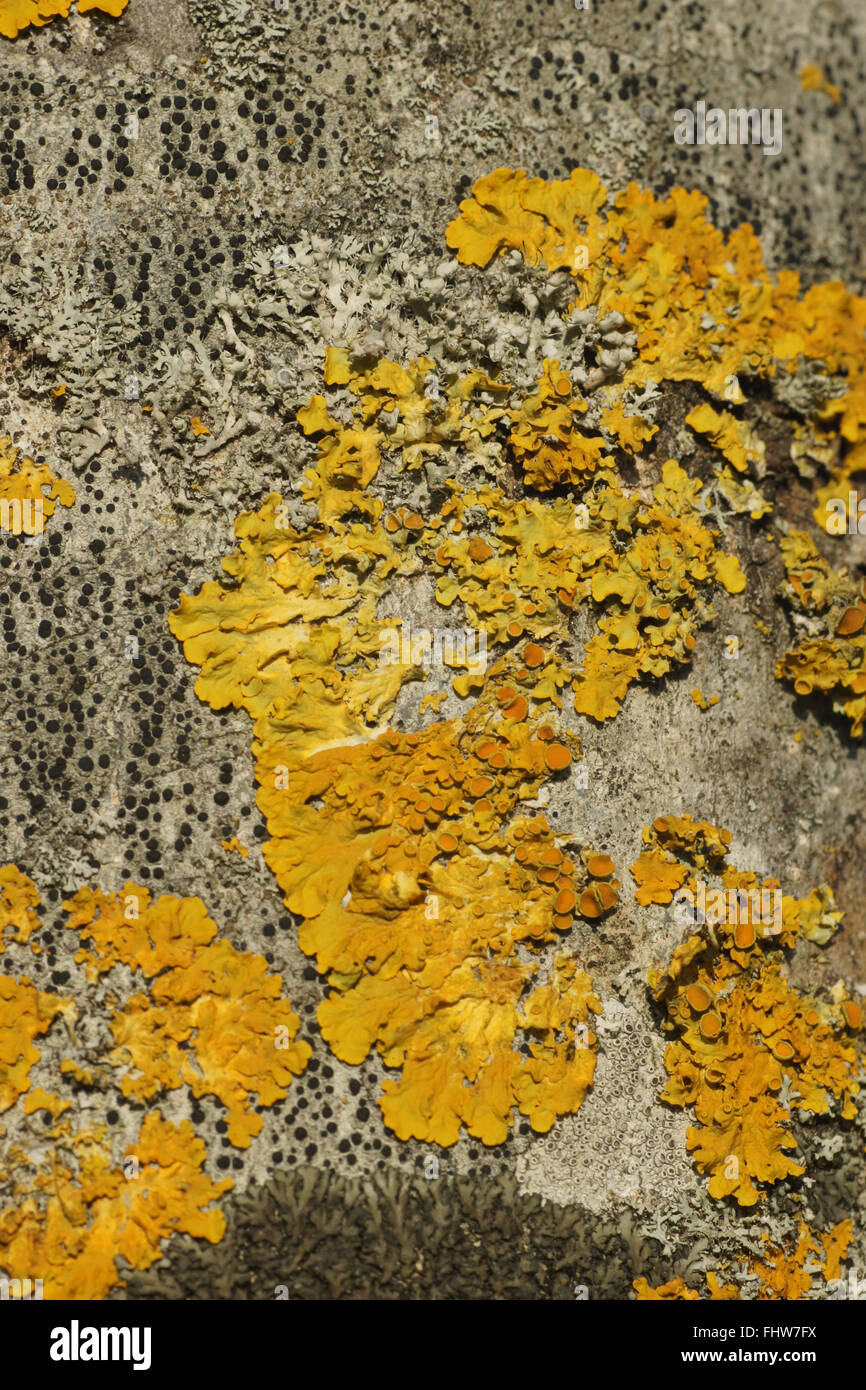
[0,0,864,1300]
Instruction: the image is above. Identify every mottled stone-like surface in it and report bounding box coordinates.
[1,0,864,1299]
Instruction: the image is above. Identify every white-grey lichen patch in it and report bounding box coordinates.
[514,997,700,1216]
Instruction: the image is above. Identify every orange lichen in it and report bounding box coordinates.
[0,435,75,534]
[109,940,310,1148]
[631,849,688,906]
[0,975,74,1113]
[775,532,866,736]
[445,166,607,275]
[643,818,860,1206]
[447,168,866,435]
[713,464,772,521]
[262,310,750,730]
[0,870,310,1294]
[837,604,866,636]
[818,1218,853,1281]
[23,1087,71,1117]
[572,460,745,719]
[813,439,866,535]
[262,718,601,1144]
[0,865,42,950]
[585,853,614,878]
[543,742,571,771]
[284,295,749,727]
[633,1276,700,1301]
[302,352,511,500]
[63,885,311,1147]
[448,167,866,556]
[578,882,618,919]
[508,361,613,488]
[635,1219,851,1301]
[428,460,746,722]
[63,883,220,980]
[685,403,765,475]
[169,343,754,1135]
[645,813,732,868]
[600,400,658,454]
[0,0,128,37]
[800,63,841,105]
[750,1219,853,1300]
[0,1113,230,1299]
[634,1272,740,1300]
[167,168,866,1181]
[169,486,607,1144]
